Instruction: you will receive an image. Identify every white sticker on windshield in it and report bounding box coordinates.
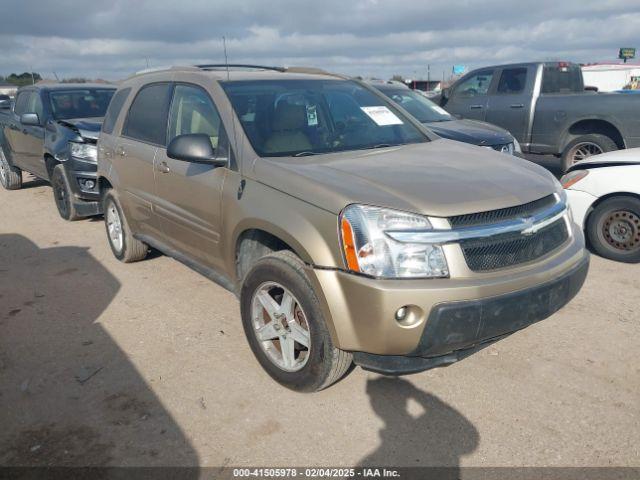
[432,105,449,115]
[360,106,404,126]
[306,105,318,126]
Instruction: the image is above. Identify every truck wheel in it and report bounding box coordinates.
[51,164,81,221]
[586,196,640,263]
[102,190,148,263]
[240,250,352,392]
[561,134,617,172]
[0,145,22,190]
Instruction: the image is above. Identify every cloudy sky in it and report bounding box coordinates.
[1,0,639,81]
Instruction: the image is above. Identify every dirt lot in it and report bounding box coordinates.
[0,174,638,469]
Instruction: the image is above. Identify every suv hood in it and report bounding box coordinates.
[57,117,104,141]
[425,119,513,146]
[252,139,558,217]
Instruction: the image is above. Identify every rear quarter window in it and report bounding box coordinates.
[102,87,131,134]
[123,83,172,145]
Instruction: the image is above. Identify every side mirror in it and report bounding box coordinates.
[0,100,10,110]
[166,133,227,166]
[440,88,450,106]
[20,113,40,126]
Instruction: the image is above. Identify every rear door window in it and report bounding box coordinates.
[102,87,131,134]
[497,68,527,94]
[123,83,172,145]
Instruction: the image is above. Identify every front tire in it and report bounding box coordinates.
[103,190,148,263]
[587,196,640,263]
[51,164,80,221]
[240,251,352,392]
[0,145,22,190]
[561,134,617,172]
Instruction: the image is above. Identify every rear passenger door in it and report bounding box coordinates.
[445,69,495,121]
[154,83,230,271]
[485,66,533,143]
[117,82,172,241]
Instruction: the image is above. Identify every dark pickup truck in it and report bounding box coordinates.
[440,62,640,171]
[0,84,116,219]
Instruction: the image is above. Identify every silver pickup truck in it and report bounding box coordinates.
[440,62,640,171]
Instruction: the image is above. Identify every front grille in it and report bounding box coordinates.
[460,218,569,272]
[450,194,557,228]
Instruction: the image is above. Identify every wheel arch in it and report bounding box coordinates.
[562,119,625,151]
[233,225,311,284]
[584,191,640,230]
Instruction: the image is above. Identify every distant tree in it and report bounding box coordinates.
[391,74,405,83]
[6,72,42,86]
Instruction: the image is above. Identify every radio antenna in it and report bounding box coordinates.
[223,36,230,81]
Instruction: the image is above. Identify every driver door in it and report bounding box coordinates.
[445,69,495,121]
[153,83,230,271]
[7,91,47,178]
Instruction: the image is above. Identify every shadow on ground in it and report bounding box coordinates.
[360,377,479,472]
[0,234,198,468]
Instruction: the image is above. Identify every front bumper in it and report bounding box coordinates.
[64,158,102,216]
[353,255,588,374]
[565,188,597,230]
[309,221,588,364]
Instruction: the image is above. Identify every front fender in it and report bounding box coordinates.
[223,176,344,283]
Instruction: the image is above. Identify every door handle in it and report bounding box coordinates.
[469,105,483,110]
[510,104,524,109]
[116,146,127,157]
[156,161,170,174]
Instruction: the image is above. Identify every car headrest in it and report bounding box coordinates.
[272,103,307,131]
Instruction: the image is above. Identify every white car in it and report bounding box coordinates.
[561,148,640,263]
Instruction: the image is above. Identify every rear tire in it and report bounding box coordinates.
[0,145,22,190]
[561,134,617,172]
[51,164,80,221]
[586,196,640,263]
[103,190,148,263]
[240,250,352,392]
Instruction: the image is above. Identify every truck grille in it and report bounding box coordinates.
[460,218,569,272]
[450,194,557,228]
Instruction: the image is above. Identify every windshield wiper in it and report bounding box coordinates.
[293,151,320,157]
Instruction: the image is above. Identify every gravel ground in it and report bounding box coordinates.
[0,174,638,469]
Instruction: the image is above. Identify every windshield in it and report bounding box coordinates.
[379,88,452,123]
[222,79,428,157]
[49,89,115,120]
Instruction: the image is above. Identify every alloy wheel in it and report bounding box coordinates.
[0,148,7,186]
[106,202,124,253]
[53,175,70,218]
[250,282,311,372]
[569,142,603,165]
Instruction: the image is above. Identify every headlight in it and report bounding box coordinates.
[339,204,449,278]
[513,138,522,154]
[70,142,97,162]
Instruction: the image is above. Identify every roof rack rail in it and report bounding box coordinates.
[196,64,286,72]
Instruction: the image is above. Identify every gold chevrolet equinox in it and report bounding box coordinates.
[97,65,589,392]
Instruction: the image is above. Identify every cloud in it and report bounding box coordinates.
[1,0,639,80]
